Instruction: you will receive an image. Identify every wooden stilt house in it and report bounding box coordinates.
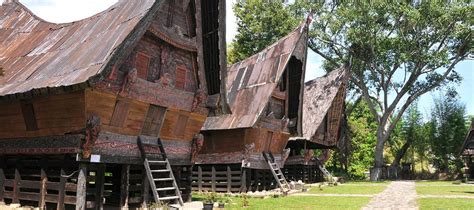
[0,0,227,208]
[461,120,474,182]
[284,67,348,183]
[192,22,309,193]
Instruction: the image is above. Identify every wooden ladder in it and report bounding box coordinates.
[262,152,290,192]
[137,136,184,206]
[315,157,334,182]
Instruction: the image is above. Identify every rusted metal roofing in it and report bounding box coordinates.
[0,0,162,97]
[289,67,348,144]
[202,23,308,130]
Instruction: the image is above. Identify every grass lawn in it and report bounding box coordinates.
[307,182,387,194]
[415,182,474,196]
[415,181,465,186]
[418,198,474,210]
[192,194,370,210]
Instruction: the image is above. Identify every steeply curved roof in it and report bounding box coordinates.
[202,23,308,130]
[301,67,348,139]
[0,0,162,97]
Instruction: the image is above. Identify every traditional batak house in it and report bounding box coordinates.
[284,67,348,183]
[0,0,227,208]
[192,21,309,193]
[461,120,474,182]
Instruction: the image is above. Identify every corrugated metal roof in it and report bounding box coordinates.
[203,23,308,130]
[0,0,161,97]
[299,67,348,140]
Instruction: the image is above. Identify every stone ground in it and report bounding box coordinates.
[362,181,419,210]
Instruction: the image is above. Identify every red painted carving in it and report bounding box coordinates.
[107,65,118,80]
[243,143,255,160]
[191,134,204,162]
[0,147,77,154]
[191,88,207,112]
[120,68,138,96]
[82,115,101,158]
[158,72,172,87]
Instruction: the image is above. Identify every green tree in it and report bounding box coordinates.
[230,1,472,180]
[289,1,472,180]
[345,100,378,179]
[430,93,467,173]
[228,0,299,64]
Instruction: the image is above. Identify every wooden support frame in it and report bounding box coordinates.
[57,169,66,210]
[120,164,130,209]
[0,168,4,202]
[39,168,47,209]
[226,166,231,193]
[211,166,216,192]
[95,164,105,210]
[13,168,20,203]
[197,166,202,192]
[76,164,87,210]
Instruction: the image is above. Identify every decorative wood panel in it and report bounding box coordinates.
[20,100,38,131]
[174,114,189,137]
[175,66,188,90]
[110,100,130,127]
[141,105,166,137]
[160,109,206,141]
[136,52,150,80]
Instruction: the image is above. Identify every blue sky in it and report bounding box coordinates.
[19,0,473,118]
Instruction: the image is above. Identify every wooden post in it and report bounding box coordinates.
[76,164,87,210]
[57,169,66,210]
[211,166,216,192]
[0,168,5,202]
[95,164,105,210]
[197,166,202,192]
[226,166,231,193]
[141,170,150,208]
[120,165,130,209]
[39,168,47,209]
[13,168,20,203]
[240,168,247,193]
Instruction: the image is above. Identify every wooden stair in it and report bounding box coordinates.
[137,136,184,206]
[262,152,290,192]
[315,157,335,182]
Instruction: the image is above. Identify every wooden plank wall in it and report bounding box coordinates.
[200,129,246,153]
[0,91,85,139]
[245,128,290,154]
[85,89,206,142]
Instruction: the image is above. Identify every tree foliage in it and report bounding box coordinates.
[228,0,299,64]
[289,1,472,179]
[229,0,472,179]
[429,94,468,172]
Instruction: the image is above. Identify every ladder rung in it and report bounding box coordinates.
[156,187,176,191]
[148,160,167,164]
[151,169,170,173]
[154,178,173,181]
[158,196,179,201]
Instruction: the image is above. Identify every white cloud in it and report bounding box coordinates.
[20,0,118,23]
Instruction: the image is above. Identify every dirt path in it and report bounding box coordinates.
[362,181,418,210]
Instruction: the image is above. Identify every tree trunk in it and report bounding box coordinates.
[391,141,411,168]
[370,127,387,181]
[388,141,411,180]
